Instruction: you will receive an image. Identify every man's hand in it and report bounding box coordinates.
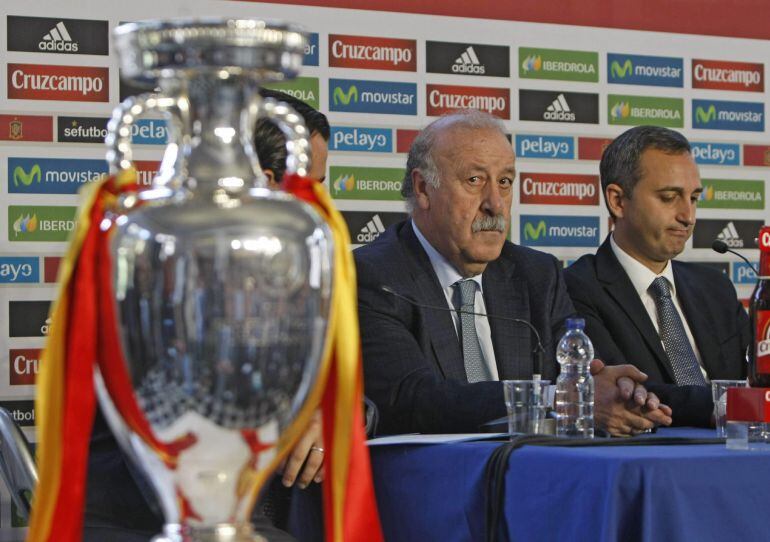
[277,410,324,489]
[591,359,673,436]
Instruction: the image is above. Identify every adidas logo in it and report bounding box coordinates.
[544,94,576,122]
[717,221,743,248]
[356,214,386,244]
[452,46,485,75]
[39,22,78,52]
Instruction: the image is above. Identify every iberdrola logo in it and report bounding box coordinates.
[521,55,542,73]
[333,174,356,193]
[610,102,630,119]
[700,185,715,201]
[13,214,38,236]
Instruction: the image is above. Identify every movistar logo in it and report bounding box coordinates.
[696,105,717,124]
[13,164,41,187]
[521,55,542,73]
[523,220,546,240]
[333,85,358,106]
[610,102,630,119]
[611,59,633,78]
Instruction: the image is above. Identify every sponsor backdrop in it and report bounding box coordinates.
[1,0,769,537]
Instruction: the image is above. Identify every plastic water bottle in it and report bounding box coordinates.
[555,318,595,438]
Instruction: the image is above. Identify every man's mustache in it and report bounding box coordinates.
[471,215,506,233]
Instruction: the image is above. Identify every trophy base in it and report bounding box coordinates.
[152,523,269,542]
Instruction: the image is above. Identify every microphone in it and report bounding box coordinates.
[712,240,759,276]
[380,285,546,378]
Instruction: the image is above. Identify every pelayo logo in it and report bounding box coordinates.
[693,219,764,249]
[608,94,683,128]
[9,205,77,242]
[519,89,599,124]
[692,59,764,92]
[515,134,574,160]
[520,215,600,247]
[330,127,392,153]
[264,77,320,110]
[329,79,416,115]
[8,157,107,194]
[8,63,109,102]
[699,179,764,210]
[607,53,683,87]
[426,84,509,119]
[0,257,39,284]
[519,47,598,82]
[691,142,740,166]
[7,16,108,55]
[426,41,510,78]
[329,34,416,71]
[692,99,764,132]
[733,261,759,284]
[330,166,403,200]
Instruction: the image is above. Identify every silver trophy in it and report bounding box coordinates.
[98,19,333,541]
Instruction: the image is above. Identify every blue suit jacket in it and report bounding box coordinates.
[354,221,575,435]
[564,237,750,427]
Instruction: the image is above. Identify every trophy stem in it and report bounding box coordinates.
[153,522,269,542]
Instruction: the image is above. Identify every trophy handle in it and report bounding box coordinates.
[105,92,189,189]
[248,96,312,178]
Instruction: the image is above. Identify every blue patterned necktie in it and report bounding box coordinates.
[455,279,490,383]
[648,276,707,386]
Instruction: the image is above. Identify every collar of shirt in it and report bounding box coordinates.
[610,233,676,296]
[411,220,484,293]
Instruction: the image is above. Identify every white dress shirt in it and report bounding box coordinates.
[412,221,499,380]
[610,234,708,381]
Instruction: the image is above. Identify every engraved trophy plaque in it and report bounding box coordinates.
[98,19,333,542]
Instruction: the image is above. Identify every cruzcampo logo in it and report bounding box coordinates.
[696,105,717,124]
[263,77,320,110]
[333,85,358,106]
[523,220,547,241]
[329,166,403,200]
[9,205,77,242]
[607,94,683,128]
[13,164,41,186]
[519,47,598,82]
[699,179,765,209]
[610,59,633,78]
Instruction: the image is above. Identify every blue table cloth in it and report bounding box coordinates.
[369,428,770,542]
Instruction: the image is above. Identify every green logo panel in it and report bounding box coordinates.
[263,77,320,110]
[519,47,599,82]
[330,166,403,200]
[607,94,684,128]
[699,179,765,209]
[8,205,77,242]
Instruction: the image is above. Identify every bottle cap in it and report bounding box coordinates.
[565,317,585,330]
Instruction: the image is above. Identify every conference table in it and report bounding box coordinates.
[366,428,770,542]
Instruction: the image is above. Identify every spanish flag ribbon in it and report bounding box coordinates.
[283,173,383,542]
[28,170,383,542]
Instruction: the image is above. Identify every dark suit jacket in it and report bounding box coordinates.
[354,220,575,435]
[564,237,750,427]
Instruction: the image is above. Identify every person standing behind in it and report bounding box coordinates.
[564,125,750,427]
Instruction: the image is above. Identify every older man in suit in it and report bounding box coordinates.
[564,125,750,427]
[354,111,672,436]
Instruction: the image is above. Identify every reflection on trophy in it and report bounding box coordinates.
[97,19,332,541]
